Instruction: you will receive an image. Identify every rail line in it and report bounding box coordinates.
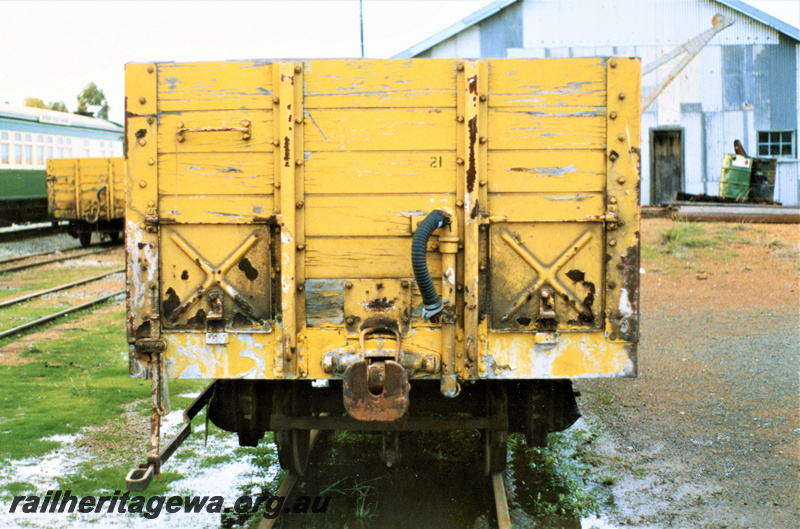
[0,290,124,341]
[0,246,118,275]
[0,222,64,243]
[254,429,511,529]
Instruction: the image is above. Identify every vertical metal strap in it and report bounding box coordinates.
[107,157,115,220]
[458,60,486,379]
[275,62,306,378]
[605,58,641,344]
[73,159,81,219]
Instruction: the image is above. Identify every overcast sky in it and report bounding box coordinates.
[1,0,797,124]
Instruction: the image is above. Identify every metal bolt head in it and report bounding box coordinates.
[479,180,487,187]
[296,243,305,251]
[617,177,626,184]
[456,200,464,207]
[138,138,147,146]
[345,316,355,325]
[272,96,280,104]
[177,121,184,128]
[479,136,487,144]
[139,97,146,105]
[273,139,280,146]
[479,95,487,102]
[609,333,617,340]
[147,117,154,125]
[274,181,281,189]
[609,60,617,68]
[297,284,304,292]
[139,180,147,188]
[209,292,219,300]
[610,197,618,204]
[609,111,618,120]
[618,92,626,100]
[608,282,617,289]
[609,151,619,162]
[148,200,155,207]
[456,284,463,292]
[147,158,155,166]
[479,264,487,272]
[618,134,625,142]
[401,280,410,289]
[147,66,154,74]
[294,65,302,74]
[296,201,304,209]
[344,281,353,289]
[457,63,464,71]
[609,240,617,247]
[456,157,464,165]
[295,159,303,166]
[617,263,624,270]
[456,115,464,123]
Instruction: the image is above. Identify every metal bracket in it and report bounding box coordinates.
[135,338,166,354]
[176,120,251,142]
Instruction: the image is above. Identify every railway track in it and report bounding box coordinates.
[255,430,512,529]
[0,246,118,275]
[0,247,125,340]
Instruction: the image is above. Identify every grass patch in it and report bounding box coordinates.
[0,305,204,462]
[520,426,610,519]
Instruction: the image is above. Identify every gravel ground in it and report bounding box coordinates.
[576,221,800,528]
[0,232,83,259]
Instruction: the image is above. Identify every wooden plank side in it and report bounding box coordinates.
[305,237,442,279]
[488,192,606,222]
[158,153,273,195]
[488,150,606,193]
[487,110,606,150]
[305,59,457,109]
[157,195,275,224]
[305,194,456,237]
[158,61,274,112]
[488,58,607,110]
[304,108,456,152]
[304,151,456,195]
[158,110,273,154]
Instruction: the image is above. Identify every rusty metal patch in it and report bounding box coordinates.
[343,360,410,421]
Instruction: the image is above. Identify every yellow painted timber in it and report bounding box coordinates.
[158,153,273,195]
[486,332,634,379]
[304,59,457,108]
[487,111,606,150]
[158,110,273,154]
[157,60,274,112]
[488,58,606,110]
[304,151,456,195]
[488,192,606,222]
[305,238,443,279]
[305,194,456,237]
[304,108,456,152]
[487,150,606,193]
[157,195,275,224]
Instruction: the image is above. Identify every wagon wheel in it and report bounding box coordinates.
[274,384,311,475]
[482,386,509,477]
[78,231,92,248]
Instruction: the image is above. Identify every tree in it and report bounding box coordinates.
[24,97,69,113]
[24,97,47,109]
[76,82,109,119]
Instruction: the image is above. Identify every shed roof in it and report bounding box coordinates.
[391,0,799,59]
[0,104,122,133]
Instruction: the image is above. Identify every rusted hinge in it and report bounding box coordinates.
[135,338,167,354]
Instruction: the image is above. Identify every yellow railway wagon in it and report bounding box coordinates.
[124,58,640,489]
[47,157,125,246]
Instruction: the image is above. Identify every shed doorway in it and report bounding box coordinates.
[650,129,684,205]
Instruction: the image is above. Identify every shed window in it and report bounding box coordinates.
[1,144,8,165]
[757,131,795,157]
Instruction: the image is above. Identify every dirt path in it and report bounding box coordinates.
[577,219,800,528]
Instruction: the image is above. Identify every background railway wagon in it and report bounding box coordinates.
[47,157,125,246]
[0,104,123,226]
[124,58,641,487]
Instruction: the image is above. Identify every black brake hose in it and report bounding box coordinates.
[412,209,447,320]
